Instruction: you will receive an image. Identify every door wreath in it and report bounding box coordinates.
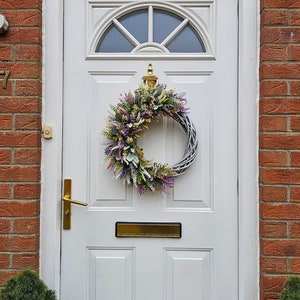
[103,67,198,195]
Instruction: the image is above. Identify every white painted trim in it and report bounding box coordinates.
[41,0,259,297]
[238,0,259,299]
[40,0,64,293]
[87,1,214,58]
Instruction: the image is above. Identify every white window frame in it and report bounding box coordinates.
[41,0,259,298]
[91,3,210,56]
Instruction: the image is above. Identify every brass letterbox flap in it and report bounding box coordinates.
[115,222,182,238]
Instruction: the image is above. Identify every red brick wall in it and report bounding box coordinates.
[260,0,300,299]
[0,0,42,285]
[1,0,300,298]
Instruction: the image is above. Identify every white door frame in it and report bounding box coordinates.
[41,0,259,299]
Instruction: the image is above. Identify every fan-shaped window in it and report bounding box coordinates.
[96,7,205,54]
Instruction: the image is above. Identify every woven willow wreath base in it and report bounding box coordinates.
[103,67,198,195]
[171,111,198,175]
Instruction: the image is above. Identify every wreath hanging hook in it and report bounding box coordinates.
[142,64,158,89]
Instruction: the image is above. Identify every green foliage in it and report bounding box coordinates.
[0,269,57,300]
[280,276,300,300]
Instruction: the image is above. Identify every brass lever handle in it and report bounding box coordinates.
[62,179,88,230]
[62,196,88,206]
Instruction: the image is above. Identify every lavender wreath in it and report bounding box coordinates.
[103,84,198,195]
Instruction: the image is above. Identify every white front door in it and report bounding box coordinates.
[61,1,238,299]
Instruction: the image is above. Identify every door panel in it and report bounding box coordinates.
[61,1,238,299]
[87,67,213,208]
[87,247,135,300]
[165,248,212,300]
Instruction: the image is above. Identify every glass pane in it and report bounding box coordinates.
[96,24,135,52]
[153,9,182,43]
[167,24,205,53]
[95,8,206,54]
[119,9,148,43]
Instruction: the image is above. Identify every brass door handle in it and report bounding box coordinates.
[62,179,88,230]
[63,196,88,206]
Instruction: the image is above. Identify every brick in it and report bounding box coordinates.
[0,114,12,130]
[260,185,287,202]
[291,151,300,166]
[13,218,39,234]
[0,218,10,233]
[15,45,41,61]
[0,166,40,182]
[14,148,40,164]
[0,62,40,79]
[260,81,288,97]
[290,221,300,237]
[0,132,40,147]
[0,201,39,217]
[0,81,12,96]
[290,258,300,273]
[12,253,39,269]
[291,186,300,202]
[262,0,300,8]
[261,27,300,44]
[15,114,41,130]
[290,81,300,95]
[260,221,287,237]
[260,134,300,149]
[262,239,300,256]
[3,10,41,27]
[260,168,300,184]
[260,45,288,61]
[260,292,279,300]
[0,235,39,252]
[0,98,40,113]
[260,116,286,131]
[15,80,41,96]
[260,257,288,273]
[290,10,300,26]
[0,254,10,269]
[291,116,300,131]
[290,45,300,60]
[0,45,12,61]
[261,63,300,79]
[13,184,40,199]
[0,184,10,199]
[0,149,10,164]
[261,9,288,26]
[0,0,40,8]
[3,28,41,44]
[261,203,300,219]
[260,98,300,114]
[259,151,287,166]
[261,275,286,292]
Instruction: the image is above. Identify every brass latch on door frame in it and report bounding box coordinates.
[62,178,88,230]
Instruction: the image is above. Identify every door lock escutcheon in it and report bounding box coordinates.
[63,179,88,230]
